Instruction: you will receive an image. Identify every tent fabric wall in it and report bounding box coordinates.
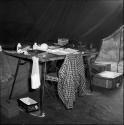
[96,25,123,62]
[0,52,30,98]
[0,0,123,51]
[95,25,123,73]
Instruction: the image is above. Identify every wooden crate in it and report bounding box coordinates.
[93,71,123,89]
[17,97,39,113]
[91,62,111,75]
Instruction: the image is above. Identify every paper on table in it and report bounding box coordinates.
[47,48,79,55]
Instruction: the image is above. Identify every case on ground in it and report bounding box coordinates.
[17,97,39,113]
[93,71,123,89]
[91,62,111,75]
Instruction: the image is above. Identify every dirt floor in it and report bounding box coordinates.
[0,78,123,124]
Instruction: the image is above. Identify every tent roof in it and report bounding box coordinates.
[0,0,123,49]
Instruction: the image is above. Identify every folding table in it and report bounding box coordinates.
[3,50,98,117]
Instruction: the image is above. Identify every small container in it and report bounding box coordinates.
[33,43,38,50]
[0,45,2,51]
[17,43,22,52]
[17,97,39,113]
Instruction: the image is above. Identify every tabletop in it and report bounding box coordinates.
[3,50,98,63]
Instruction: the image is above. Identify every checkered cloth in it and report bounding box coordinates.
[58,53,91,109]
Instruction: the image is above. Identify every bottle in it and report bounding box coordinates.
[33,42,37,50]
[17,43,22,52]
[0,45,2,52]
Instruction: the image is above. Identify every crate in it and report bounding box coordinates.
[93,71,123,89]
[91,62,111,76]
[17,97,39,113]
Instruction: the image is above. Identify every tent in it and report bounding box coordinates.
[0,0,123,51]
[0,1,123,119]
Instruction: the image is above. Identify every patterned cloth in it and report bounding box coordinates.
[58,53,91,109]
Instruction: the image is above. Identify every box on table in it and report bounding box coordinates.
[91,62,111,75]
[93,71,123,89]
[17,97,39,113]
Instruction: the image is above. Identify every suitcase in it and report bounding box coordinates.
[93,71,123,89]
[17,97,39,113]
[91,62,111,76]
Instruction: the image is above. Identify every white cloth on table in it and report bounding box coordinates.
[31,56,41,89]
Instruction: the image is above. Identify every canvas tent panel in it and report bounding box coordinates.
[0,0,123,51]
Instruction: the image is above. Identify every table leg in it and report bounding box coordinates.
[88,66,93,91]
[39,62,46,117]
[86,56,93,91]
[7,58,21,103]
[29,62,47,117]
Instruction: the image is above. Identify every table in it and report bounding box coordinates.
[3,50,98,117]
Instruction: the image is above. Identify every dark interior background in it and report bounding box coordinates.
[0,0,123,51]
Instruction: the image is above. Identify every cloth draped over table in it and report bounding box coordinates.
[58,53,91,109]
[0,52,13,83]
[31,56,41,89]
